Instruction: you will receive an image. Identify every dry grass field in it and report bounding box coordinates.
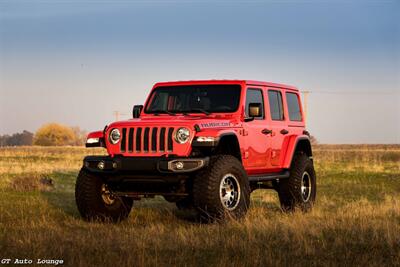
[0,145,399,266]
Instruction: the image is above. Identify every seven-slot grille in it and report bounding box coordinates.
[120,127,174,153]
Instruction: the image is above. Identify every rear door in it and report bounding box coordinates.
[284,91,305,137]
[266,89,286,167]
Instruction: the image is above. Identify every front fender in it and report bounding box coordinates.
[86,131,105,147]
[192,129,241,147]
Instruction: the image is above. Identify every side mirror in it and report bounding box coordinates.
[133,105,143,118]
[248,103,263,118]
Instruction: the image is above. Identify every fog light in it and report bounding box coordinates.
[112,162,117,169]
[167,159,207,172]
[98,161,105,170]
[175,161,184,170]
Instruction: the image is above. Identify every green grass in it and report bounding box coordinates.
[0,146,399,266]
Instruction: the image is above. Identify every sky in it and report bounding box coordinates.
[0,0,399,144]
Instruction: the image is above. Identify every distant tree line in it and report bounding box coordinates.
[0,123,87,147]
[0,130,34,146]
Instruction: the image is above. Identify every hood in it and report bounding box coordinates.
[107,114,242,131]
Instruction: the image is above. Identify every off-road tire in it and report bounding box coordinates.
[278,153,316,212]
[193,155,250,221]
[75,168,133,222]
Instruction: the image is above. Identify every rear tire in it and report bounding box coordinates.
[278,153,316,212]
[193,155,250,221]
[75,168,133,222]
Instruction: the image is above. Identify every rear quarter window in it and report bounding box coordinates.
[286,92,302,121]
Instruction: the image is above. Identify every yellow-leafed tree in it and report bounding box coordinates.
[33,123,77,146]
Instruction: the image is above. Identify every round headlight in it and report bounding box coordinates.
[175,127,190,144]
[109,128,121,144]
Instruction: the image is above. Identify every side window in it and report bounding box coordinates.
[268,90,284,121]
[286,92,302,121]
[245,88,264,119]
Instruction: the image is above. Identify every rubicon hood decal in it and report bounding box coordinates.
[200,122,231,128]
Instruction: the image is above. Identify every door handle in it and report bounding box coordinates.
[280,129,289,135]
[262,129,273,135]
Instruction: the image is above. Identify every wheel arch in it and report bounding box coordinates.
[215,132,242,162]
[282,135,313,169]
[192,130,242,162]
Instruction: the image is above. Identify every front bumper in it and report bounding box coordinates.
[83,155,209,175]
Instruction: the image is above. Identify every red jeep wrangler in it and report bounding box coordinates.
[76,80,316,222]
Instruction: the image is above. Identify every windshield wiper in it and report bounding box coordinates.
[182,109,211,115]
[151,110,176,116]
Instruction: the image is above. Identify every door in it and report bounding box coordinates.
[266,89,286,167]
[243,87,270,172]
[285,91,305,136]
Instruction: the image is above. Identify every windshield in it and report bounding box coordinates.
[145,84,241,114]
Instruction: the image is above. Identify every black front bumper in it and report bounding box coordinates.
[83,155,209,176]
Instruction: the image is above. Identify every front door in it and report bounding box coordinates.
[243,87,270,172]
